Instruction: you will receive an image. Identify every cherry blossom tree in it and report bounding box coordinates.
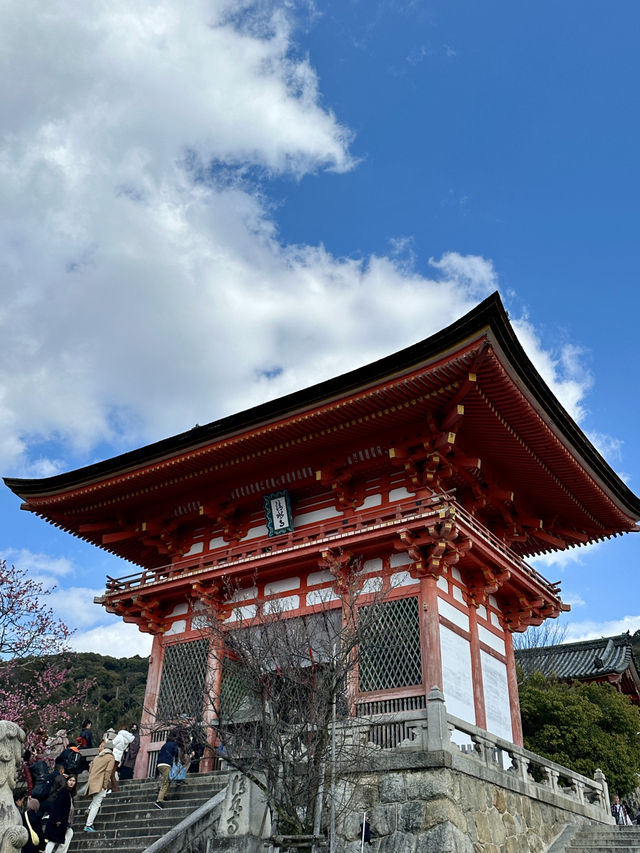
[0,560,91,754]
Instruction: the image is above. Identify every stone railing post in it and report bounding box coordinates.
[543,767,559,793]
[426,686,451,753]
[594,768,610,814]
[570,779,585,804]
[506,748,530,783]
[470,733,492,764]
[0,720,28,852]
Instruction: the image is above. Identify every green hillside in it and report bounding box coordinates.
[34,652,149,738]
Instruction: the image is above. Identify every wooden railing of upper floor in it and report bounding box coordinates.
[101,493,561,602]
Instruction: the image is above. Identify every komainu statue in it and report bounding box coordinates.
[0,721,27,852]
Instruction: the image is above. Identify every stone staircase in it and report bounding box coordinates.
[67,770,228,852]
[562,825,640,851]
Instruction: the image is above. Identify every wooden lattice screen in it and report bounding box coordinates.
[157,638,210,722]
[358,596,422,692]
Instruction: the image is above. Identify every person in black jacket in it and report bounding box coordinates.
[44,774,77,853]
[154,733,180,809]
[39,763,67,820]
[58,743,88,776]
[22,796,45,853]
[79,720,93,749]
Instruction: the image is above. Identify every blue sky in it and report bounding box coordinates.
[1,0,639,657]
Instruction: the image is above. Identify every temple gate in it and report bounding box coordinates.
[6,293,640,776]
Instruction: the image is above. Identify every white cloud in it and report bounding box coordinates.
[530,540,602,571]
[564,616,640,643]
[561,593,586,608]
[0,548,74,579]
[511,317,592,423]
[69,620,153,658]
[49,586,109,630]
[586,431,624,466]
[0,0,600,491]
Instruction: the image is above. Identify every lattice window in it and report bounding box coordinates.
[358,596,422,692]
[219,657,261,723]
[156,638,210,722]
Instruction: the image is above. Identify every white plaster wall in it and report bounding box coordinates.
[264,577,300,596]
[361,493,382,508]
[230,586,258,602]
[306,588,340,606]
[390,571,414,588]
[307,569,333,586]
[226,604,257,622]
[242,524,268,540]
[481,650,513,742]
[294,506,341,526]
[389,552,411,567]
[478,625,506,655]
[438,598,469,632]
[264,595,299,614]
[440,624,476,724]
[389,487,411,501]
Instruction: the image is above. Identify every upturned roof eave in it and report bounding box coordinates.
[5,292,640,521]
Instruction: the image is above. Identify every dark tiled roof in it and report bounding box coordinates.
[5,292,640,519]
[516,633,635,680]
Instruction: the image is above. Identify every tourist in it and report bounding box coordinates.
[22,796,45,853]
[154,732,180,809]
[112,724,136,767]
[612,794,632,825]
[44,730,68,765]
[79,719,93,749]
[83,740,116,833]
[58,739,88,775]
[19,748,34,796]
[118,723,140,780]
[43,773,77,853]
[39,762,68,820]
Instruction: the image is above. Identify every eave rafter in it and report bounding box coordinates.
[315,467,366,513]
[104,594,167,635]
[396,505,472,578]
[199,501,249,543]
[463,564,511,608]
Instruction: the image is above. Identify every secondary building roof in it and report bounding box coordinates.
[516,633,640,703]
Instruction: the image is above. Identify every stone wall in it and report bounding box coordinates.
[334,758,610,853]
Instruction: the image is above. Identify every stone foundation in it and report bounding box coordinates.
[334,758,610,853]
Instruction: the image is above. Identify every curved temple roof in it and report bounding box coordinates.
[516,633,640,686]
[4,292,640,568]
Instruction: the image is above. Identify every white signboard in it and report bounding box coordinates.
[440,624,476,724]
[481,650,513,741]
[263,490,294,536]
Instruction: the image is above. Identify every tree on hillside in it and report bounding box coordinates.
[0,560,92,753]
[519,670,640,796]
[29,652,149,735]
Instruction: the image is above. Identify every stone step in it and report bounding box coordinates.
[67,771,228,853]
[565,826,640,851]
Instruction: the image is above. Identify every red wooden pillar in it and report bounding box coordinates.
[135,632,165,778]
[467,603,487,729]
[200,632,223,772]
[504,628,523,746]
[420,574,443,695]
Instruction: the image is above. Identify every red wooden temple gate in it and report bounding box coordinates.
[6,293,640,775]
